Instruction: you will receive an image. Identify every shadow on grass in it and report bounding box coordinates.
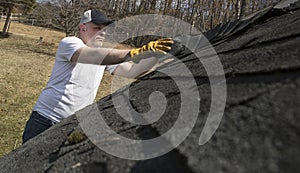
[0,32,10,38]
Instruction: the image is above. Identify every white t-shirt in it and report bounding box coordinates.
[33,37,117,122]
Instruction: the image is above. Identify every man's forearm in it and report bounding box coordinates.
[113,56,158,79]
[72,47,130,65]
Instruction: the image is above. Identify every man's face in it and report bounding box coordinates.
[83,22,107,47]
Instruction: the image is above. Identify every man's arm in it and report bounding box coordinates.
[71,38,173,66]
[71,47,130,65]
[112,56,158,79]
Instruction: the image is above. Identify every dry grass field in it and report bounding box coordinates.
[0,22,118,157]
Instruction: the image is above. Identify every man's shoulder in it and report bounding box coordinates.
[56,37,86,61]
[58,36,86,50]
[60,36,82,44]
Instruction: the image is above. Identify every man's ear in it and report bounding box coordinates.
[80,24,86,32]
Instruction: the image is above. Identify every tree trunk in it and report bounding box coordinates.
[150,0,156,11]
[2,7,12,34]
[239,0,247,18]
[234,0,240,19]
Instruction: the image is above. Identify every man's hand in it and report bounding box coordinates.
[129,38,174,57]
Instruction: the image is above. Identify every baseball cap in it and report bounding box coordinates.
[80,9,113,25]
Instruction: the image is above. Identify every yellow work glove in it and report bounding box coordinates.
[129,38,174,57]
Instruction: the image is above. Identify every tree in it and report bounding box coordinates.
[239,0,247,18]
[33,0,93,36]
[0,0,35,35]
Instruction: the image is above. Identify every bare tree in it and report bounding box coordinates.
[33,0,88,36]
[0,0,35,35]
[239,0,247,18]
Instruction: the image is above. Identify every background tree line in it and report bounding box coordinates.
[1,0,280,37]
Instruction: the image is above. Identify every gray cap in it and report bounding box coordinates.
[80,9,113,25]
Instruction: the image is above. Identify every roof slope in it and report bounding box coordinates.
[1,0,299,172]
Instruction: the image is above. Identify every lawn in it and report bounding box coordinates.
[0,22,117,157]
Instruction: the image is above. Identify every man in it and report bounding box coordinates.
[22,9,173,143]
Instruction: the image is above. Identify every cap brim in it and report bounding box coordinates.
[92,19,114,26]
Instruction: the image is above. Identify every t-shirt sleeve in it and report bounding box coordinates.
[105,64,119,74]
[56,37,86,61]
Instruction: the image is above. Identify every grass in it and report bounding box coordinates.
[0,22,123,157]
